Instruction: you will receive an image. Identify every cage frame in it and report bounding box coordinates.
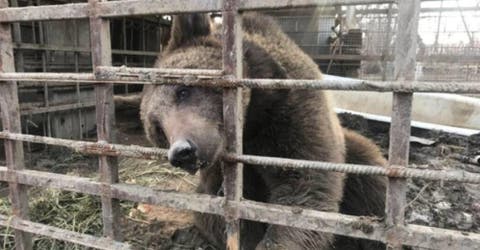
[0,0,480,250]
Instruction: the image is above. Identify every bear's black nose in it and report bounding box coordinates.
[168,139,198,174]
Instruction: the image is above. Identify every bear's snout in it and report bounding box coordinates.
[168,139,198,174]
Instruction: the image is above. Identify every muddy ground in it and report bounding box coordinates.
[0,106,478,249]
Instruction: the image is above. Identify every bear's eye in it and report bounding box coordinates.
[175,87,191,102]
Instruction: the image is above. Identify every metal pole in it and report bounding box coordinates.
[72,13,84,140]
[88,0,122,241]
[381,3,393,81]
[386,0,420,249]
[0,0,33,248]
[222,0,243,249]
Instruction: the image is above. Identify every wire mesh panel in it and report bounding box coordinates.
[0,0,479,250]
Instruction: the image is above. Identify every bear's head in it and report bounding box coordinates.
[141,14,227,175]
[141,14,286,174]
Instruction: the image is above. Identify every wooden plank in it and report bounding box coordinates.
[0,0,33,249]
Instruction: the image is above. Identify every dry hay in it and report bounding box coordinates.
[0,155,200,250]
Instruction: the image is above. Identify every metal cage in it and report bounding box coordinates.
[0,0,479,249]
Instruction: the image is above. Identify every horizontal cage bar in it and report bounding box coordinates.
[1,132,479,183]
[0,166,478,249]
[0,214,130,250]
[0,0,395,22]
[1,70,480,93]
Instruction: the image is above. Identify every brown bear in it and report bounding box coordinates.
[140,12,386,250]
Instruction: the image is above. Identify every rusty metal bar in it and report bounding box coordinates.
[381,3,393,81]
[10,0,24,73]
[0,132,168,159]
[386,1,420,249]
[0,166,478,249]
[222,0,243,249]
[0,167,225,216]
[236,201,480,250]
[88,0,122,241]
[0,0,33,249]
[1,70,480,93]
[224,154,480,184]
[36,0,52,139]
[238,0,394,10]
[13,43,91,52]
[0,215,131,250]
[1,132,480,184]
[20,102,96,116]
[13,43,158,56]
[0,0,396,22]
[72,14,84,140]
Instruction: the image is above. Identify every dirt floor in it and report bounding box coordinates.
[339,113,480,235]
[0,106,478,249]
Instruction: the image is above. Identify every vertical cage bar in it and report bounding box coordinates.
[10,0,24,73]
[88,0,122,241]
[142,18,146,67]
[381,3,393,81]
[386,1,420,249]
[36,0,51,138]
[222,0,243,249]
[72,15,84,140]
[0,0,33,249]
[122,17,128,93]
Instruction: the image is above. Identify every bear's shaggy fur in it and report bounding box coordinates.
[140,12,386,250]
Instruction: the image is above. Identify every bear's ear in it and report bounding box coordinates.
[166,14,212,51]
